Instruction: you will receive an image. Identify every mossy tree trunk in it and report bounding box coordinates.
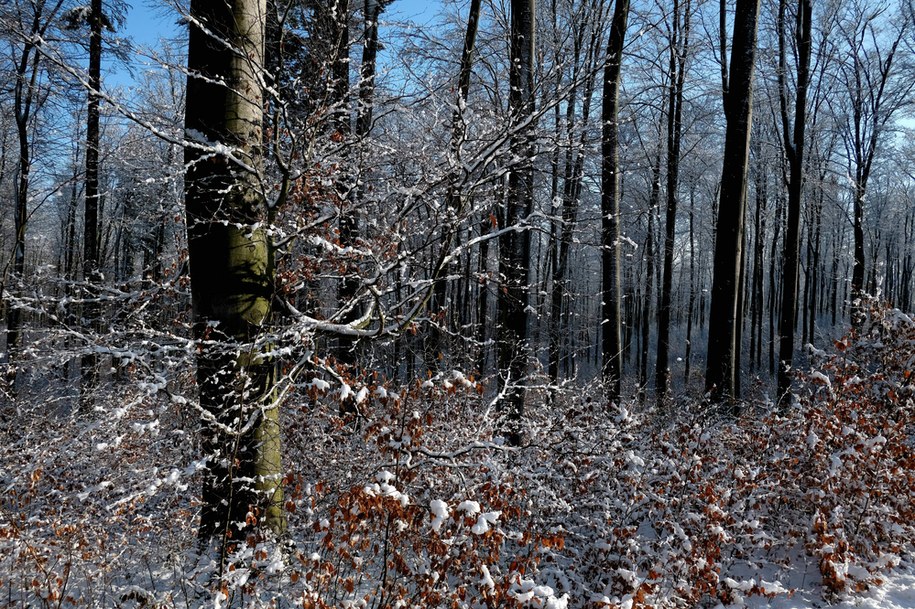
[184,0,285,544]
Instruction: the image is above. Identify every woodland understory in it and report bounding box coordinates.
[2,0,915,606]
[1,301,915,608]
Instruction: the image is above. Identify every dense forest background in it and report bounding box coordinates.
[1,0,915,607]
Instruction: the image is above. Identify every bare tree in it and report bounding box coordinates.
[705,0,762,403]
[600,0,631,404]
[656,0,692,399]
[497,0,535,443]
[833,1,913,325]
[775,0,812,403]
[4,0,66,380]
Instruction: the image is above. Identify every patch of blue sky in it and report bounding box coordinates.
[107,0,445,91]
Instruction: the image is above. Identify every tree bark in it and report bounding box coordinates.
[6,0,64,383]
[430,0,481,369]
[776,0,811,404]
[497,0,535,443]
[79,0,104,408]
[684,183,696,383]
[656,0,690,400]
[549,7,601,388]
[600,0,630,405]
[639,144,662,396]
[705,0,761,403]
[185,0,285,544]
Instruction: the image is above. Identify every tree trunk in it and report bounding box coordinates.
[185,0,285,544]
[684,183,696,384]
[751,160,766,370]
[6,0,64,381]
[340,0,383,367]
[656,0,690,400]
[79,0,104,408]
[497,0,535,443]
[600,0,630,404]
[705,0,761,403]
[851,183,866,322]
[431,0,482,370]
[549,9,601,388]
[8,99,29,367]
[776,0,811,404]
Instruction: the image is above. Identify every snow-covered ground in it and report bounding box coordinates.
[738,562,915,609]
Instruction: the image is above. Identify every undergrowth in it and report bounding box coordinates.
[0,303,913,608]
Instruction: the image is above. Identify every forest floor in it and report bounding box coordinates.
[752,560,915,609]
[2,302,914,608]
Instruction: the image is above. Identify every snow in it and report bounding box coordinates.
[339,383,353,401]
[355,386,370,404]
[806,429,820,449]
[723,563,915,609]
[457,500,481,517]
[471,511,501,535]
[480,564,496,591]
[809,370,832,387]
[429,499,449,532]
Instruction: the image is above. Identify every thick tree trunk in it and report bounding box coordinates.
[705,0,761,403]
[185,0,285,544]
[600,0,630,404]
[776,0,811,404]
[497,0,535,443]
[79,0,104,408]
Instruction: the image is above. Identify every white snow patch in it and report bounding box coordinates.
[471,511,500,535]
[430,499,449,532]
[457,500,480,517]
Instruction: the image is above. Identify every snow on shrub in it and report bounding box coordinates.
[1,302,913,607]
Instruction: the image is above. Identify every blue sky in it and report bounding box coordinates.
[109,0,442,88]
[119,0,443,51]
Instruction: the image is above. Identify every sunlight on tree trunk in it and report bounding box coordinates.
[184,0,285,545]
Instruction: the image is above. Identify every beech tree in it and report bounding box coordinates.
[834,1,913,325]
[498,0,535,442]
[705,0,762,403]
[184,0,285,545]
[600,0,631,404]
[655,0,692,399]
[775,0,812,403]
[3,0,915,604]
[75,0,105,405]
[546,0,605,390]
[4,0,65,383]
